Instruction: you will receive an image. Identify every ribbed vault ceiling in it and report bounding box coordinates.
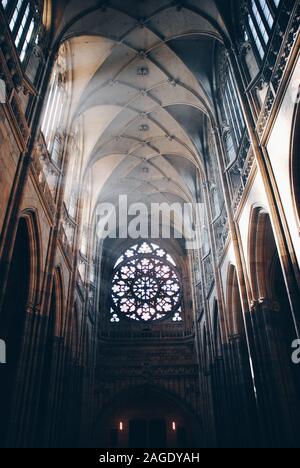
[51,0,228,224]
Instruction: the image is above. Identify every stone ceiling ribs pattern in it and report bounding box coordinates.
[52,0,228,228]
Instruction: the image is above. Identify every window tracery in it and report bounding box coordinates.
[1,0,42,63]
[110,242,183,324]
[246,0,281,61]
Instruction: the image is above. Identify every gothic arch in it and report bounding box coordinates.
[247,205,300,445]
[226,264,244,336]
[98,383,202,419]
[0,213,40,443]
[0,211,42,342]
[248,206,276,300]
[290,95,300,226]
[52,3,227,55]
[93,384,204,448]
[248,206,296,346]
[19,209,43,307]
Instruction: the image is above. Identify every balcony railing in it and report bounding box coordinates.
[255,0,300,138]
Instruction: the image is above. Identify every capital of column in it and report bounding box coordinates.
[211,125,220,137]
[250,300,258,312]
[26,305,35,315]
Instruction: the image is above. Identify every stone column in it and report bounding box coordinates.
[211,126,260,446]
[246,298,300,447]
[228,47,300,330]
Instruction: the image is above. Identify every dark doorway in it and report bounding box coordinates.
[98,388,202,448]
[177,426,188,448]
[149,420,167,448]
[129,419,147,448]
[129,419,167,448]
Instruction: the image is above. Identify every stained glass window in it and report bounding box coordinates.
[110,242,183,323]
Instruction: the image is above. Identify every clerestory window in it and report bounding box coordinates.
[246,0,281,62]
[1,0,40,63]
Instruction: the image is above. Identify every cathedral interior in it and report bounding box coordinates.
[0,0,300,449]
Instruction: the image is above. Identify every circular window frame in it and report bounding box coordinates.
[110,242,183,324]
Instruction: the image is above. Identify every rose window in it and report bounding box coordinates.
[110,242,182,323]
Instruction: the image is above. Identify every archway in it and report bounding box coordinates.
[249,208,295,343]
[248,207,300,446]
[291,94,300,224]
[95,386,203,449]
[0,218,32,443]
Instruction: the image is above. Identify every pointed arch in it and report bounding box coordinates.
[19,209,43,307]
[0,211,41,443]
[94,383,204,448]
[0,209,42,340]
[248,206,296,341]
[290,94,300,227]
[248,206,275,300]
